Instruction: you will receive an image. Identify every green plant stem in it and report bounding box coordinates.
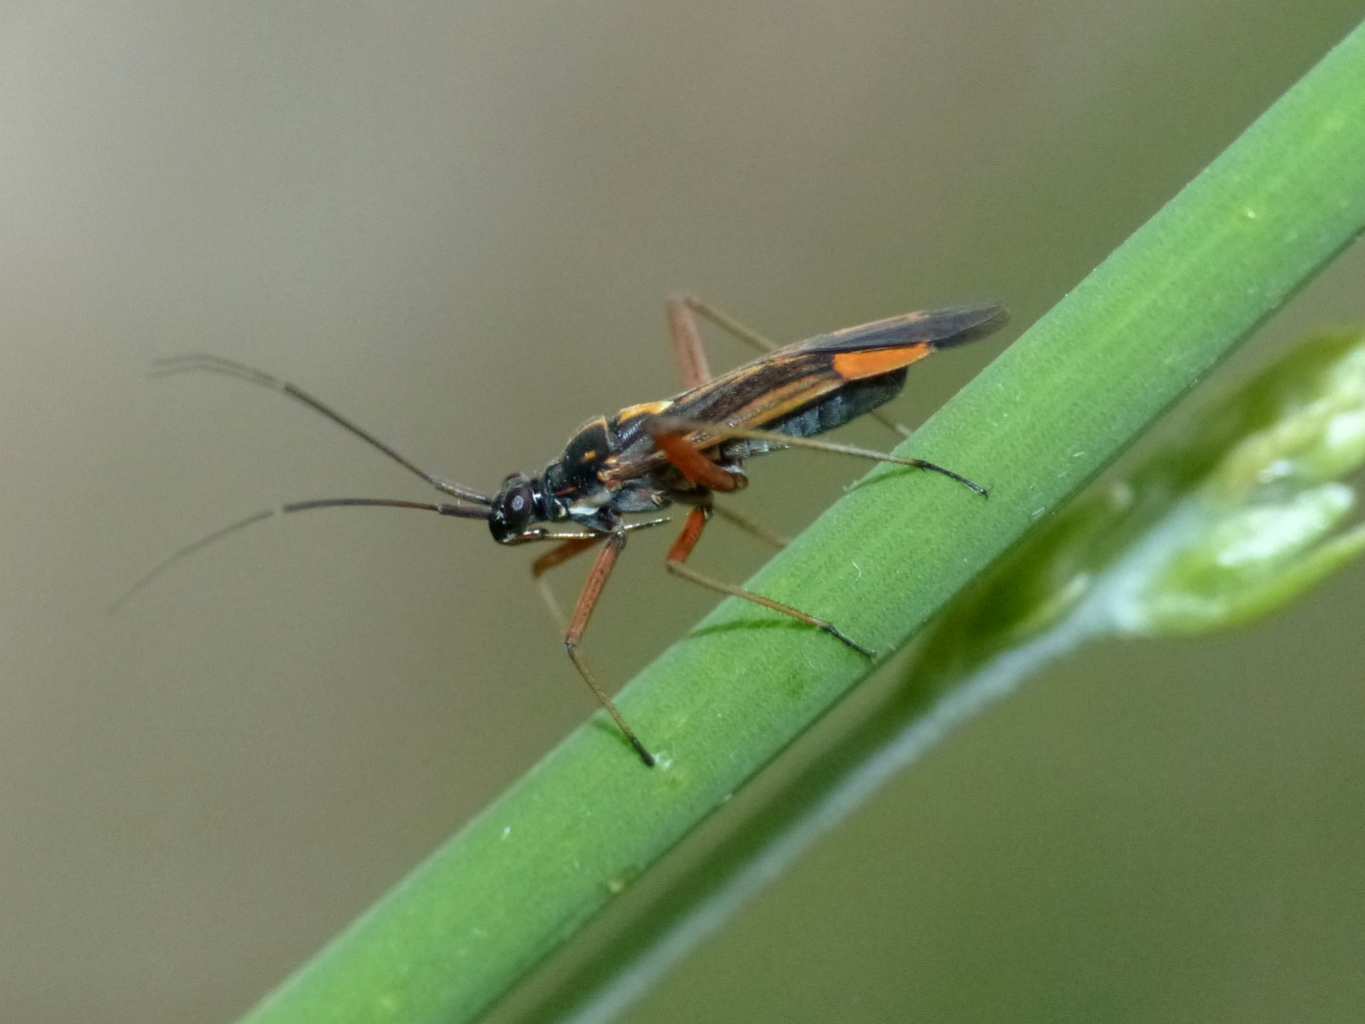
[240,22,1365,1024]
[530,618,1090,1024]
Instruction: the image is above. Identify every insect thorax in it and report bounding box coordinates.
[542,414,670,527]
[544,415,612,494]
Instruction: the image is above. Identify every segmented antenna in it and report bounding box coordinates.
[116,354,496,609]
[151,354,493,505]
[110,497,487,611]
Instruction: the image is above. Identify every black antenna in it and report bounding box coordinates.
[152,354,494,505]
[111,497,488,611]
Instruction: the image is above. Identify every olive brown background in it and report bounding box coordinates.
[3,3,1363,1022]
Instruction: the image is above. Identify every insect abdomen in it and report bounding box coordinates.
[768,369,907,441]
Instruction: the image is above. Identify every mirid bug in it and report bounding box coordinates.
[124,296,1007,766]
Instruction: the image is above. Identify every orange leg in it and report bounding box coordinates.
[666,296,712,389]
[649,425,874,654]
[562,530,655,767]
[532,536,601,577]
[651,415,986,497]
[648,415,787,547]
[531,535,604,630]
[651,422,870,652]
[673,294,784,358]
[664,506,873,657]
[712,503,788,550]
[530,517,671,628]
[648,423,747,493]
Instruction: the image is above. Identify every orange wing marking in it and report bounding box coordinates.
[831,342,933,381]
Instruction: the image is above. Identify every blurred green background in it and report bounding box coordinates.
[2,3,1362,1022]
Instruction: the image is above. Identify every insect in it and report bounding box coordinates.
[125,295,1007,766]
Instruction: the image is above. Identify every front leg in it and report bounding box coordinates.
[562,530,656,767]
[531,536,604,630]
[528,517,672,629]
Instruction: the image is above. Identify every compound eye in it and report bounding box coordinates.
[503,484,534,527]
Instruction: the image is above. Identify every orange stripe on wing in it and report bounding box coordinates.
[615,399,674,423]
[831,342,933,381]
